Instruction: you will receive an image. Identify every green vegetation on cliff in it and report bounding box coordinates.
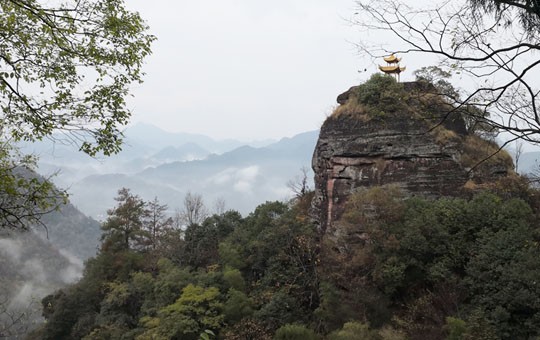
[331,73,515,184]
[321,184,540,339]
[333,74,409,120]
[27,180,540,339]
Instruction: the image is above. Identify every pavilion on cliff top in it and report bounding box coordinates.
[379,54,406,81]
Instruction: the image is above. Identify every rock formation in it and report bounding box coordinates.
[311,77,514,233]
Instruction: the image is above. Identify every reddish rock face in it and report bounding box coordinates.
[311,110,470,233]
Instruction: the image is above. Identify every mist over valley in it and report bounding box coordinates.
[22,123,318,219]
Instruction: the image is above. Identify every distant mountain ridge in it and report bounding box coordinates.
[28,124,319,219]
[124,122,276,153]
[150,143,210,163]
[21,124,277,185]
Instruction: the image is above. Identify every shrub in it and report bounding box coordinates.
[460,135,514,176]
[327,322,381,340]
[332,74,409,120]
[222,318,272,340]
[273,324,319,340]
[431,125,459,144]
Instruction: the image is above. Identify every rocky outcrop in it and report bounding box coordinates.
[311,82,512,233]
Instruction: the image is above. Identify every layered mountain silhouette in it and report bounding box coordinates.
[27,124,319,219]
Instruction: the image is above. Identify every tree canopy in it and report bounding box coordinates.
[469,0,540,35]
[23,183,540,339]
[0,0,154,231]
[0,0,155,156]
[29,185,540,339]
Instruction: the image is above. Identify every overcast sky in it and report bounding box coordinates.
[124,1,397,140]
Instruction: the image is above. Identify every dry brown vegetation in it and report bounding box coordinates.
[430,126,460,145]
[331,95,370,121]
[460,135,514,171]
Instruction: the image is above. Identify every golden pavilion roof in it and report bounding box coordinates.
[379,54,406,80]
[383,54,401,64]
[378,65,406,73]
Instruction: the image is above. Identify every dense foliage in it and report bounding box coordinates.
[0,0,154,232]
[320,185,540,339]
[333,74,410,119]
[30,184,540,339]
[0,0,155,156]
[29,191,319,339]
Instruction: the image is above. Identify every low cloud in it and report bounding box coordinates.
[20,258,47,283]
[209,165,260,194]
[210,169,234,185]
[58,248,84,283]
[233,180,253,193]
[9,282,48,309]
[1,233,84,323]
[271,185,292,198]
[237,166,259,181]
[0,238,23,262]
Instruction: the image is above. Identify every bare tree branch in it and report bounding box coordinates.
[180,192,208,226]
[354,0,540,144]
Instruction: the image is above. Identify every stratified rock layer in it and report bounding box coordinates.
[311,87,472,233]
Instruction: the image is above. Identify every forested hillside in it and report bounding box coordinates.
[0,198,101,338]
[26,179,540,339]
[0,231,83,338]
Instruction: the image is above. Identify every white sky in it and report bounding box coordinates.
[124,0,379,140]
[126,0,537,147]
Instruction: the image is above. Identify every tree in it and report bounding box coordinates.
[144,197,174,251]
[0,0,154,231]
[0,293,40,339]
[274,324,319,340]
[353,0,540,146]
[138,284,224,340]
[327,322,382,340]
[287,166,311,200]
[0,0,155,156]
[326,186,540,338]
[513,140,524,172]
[0,143,66,231]
[414,66,494,136]
[223,288,254,323]
[183,221,219,268]
[465,198,540,338]
[527,162,540,186]
[223,201,319,329]
[101,188,148,251]
[180,191,208,226]
[182,211,241,268]
[213,197,227,216]
[469,0,540,35]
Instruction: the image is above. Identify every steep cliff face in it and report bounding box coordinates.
[311,78,513,233]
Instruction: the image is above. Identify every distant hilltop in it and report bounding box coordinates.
[310,74,515,233]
